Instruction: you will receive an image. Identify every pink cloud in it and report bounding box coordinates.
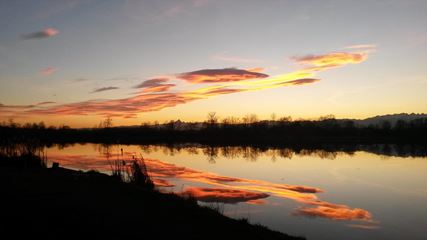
[22,28,59,39]
[40,67,57,76]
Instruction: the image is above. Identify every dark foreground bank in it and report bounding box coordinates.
[0,165,304,240]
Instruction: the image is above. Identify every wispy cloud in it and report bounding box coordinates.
[292,52,368,72]
[134,78,176,93]
[142,85,176,93]
[1,47,373,119]
[346,223,381,230]
[90,86,119,93]
[292,46,375,73]
[22,28,59,39]
[134,78,170,88]
[177,68,269,84]
[36,101,56,105]
[40,67,57,76]
[0,103,37,118]
[0,103,35,109]
[345,44,376,50]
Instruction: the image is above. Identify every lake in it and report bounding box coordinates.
[45,143,427,240]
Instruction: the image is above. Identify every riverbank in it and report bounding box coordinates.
[0,164,304,240]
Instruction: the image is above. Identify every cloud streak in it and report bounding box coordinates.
[345,44,376,51]
[293,52,368,72]
[90,86,119,93]
[22,28,59,39]
[134,78,170,88]
[37,101,56,105]
[177,68,269,84]
[0,47,373,119]
[134,78,176,93]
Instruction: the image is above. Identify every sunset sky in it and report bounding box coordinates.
[1,0,426,127]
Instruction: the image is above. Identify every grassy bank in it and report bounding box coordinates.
[0,153,304,239]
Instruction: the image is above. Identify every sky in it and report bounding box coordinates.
[0,0,426,127]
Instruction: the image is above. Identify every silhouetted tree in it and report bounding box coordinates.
[206,112,218,128]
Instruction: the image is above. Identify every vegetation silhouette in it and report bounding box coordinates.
[139,143,427,159]
[0,141,47,168]
[1,114,426,146]
[0,143,303,239]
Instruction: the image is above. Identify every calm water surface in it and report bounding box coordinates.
[46,144,427,240]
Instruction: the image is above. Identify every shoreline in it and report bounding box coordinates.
[1,164,304,240]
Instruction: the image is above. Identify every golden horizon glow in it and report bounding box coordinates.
[0,47,386,127]
[1,1,426,127]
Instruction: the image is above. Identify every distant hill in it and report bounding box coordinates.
[355,113,427,127]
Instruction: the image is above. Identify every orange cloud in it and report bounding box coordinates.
[177,68,269,83]
[180,187,269,204]
[142,85,175,93]
[246,67,265,73]
[293,52,368,72]
[25,92,197,118]
[1,47,372,119]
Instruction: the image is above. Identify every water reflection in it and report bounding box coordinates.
[45,143,381,227]
[137,144,427,162]
[51,142,427,160]
[40,143,427,239]
[140,144,345,162]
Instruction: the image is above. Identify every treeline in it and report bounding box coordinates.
[1,115,427,144]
